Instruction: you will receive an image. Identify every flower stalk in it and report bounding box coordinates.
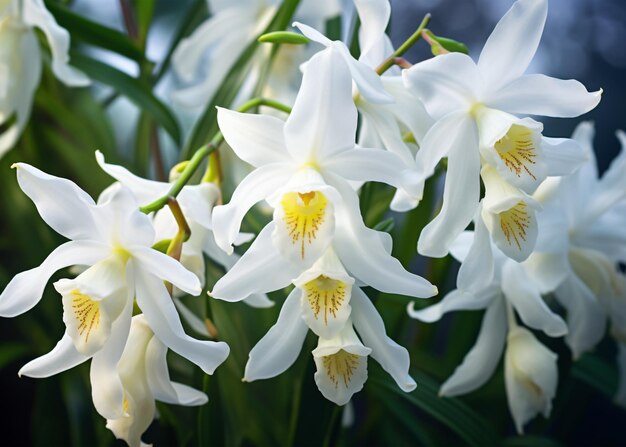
[140,97,292,215]
[375,13,431,75]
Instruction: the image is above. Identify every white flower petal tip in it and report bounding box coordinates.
[505,326,558,434]
[243,290,308,382]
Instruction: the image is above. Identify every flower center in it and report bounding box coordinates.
[303,275,348,326]
[280,191,328,259]
[322,350,361,388]
[499,201,531,251]
[495,125,538,180]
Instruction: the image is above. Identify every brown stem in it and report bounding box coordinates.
[119,0,139,41]
[150,125,166,182]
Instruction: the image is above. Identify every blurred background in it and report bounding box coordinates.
[0,0,625,446]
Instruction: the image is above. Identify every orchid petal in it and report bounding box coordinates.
[582,130,626,225]
[244,289,308,381]
[328,174,437,298]
[95,185,156,248]
[554,274,607,358]
[542,137,587,177]
[488,74,602,118]
[408,287,498,323]
[293,22,392,104]
[418,117,480,258]
[12,163,97,240]
[354,0,391,66]
[478,0,547,89]
[172,8,251,83]
[211,223,299,302]
[0,31,41,158]
[457,211,494,292]
[403,53,481,119]
[352,288,415,392]
[22,0,89,86]
[313,324,369,405]
[90,298,133,419]
[212,163,294,254]
[284,47,357,162]
[440,298,507,396]
[95,151,168,202]
[323,148,418,194]
[0,240,109,317]
[217,107,289,167]
[135,266,229,375]
[202,232,274,308]
[131,246,201,296]
[145,336,208,406]
[505,326,558,434]
[522,252,569,294]
[18,332,88,378]
[502,261,567,337]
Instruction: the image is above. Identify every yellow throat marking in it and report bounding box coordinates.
[303,275,347,326]
[70,290,101,344]
[495,125,537,180]
[499,202,531,251]
[280,191,328,259]
[323,350,360,388]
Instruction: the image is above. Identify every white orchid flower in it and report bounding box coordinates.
[211,46,436,300]
[0,164,228,420]
[171,0,340,109]
[505,326,558,434]
[104,315,208,447]
[243,285,416,405]
[407,218,564,384]
[408,222,562,433]
[402,0,600,258]
[312,323,371,405]
[95,151,273,314]
[0,0,89,157]
[525,122,626,358]
[293,8,435,212]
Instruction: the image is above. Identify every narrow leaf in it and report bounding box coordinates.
[44,0,144,62]
[70,53,181,145]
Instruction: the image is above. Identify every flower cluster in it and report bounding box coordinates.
[0,0,623,444]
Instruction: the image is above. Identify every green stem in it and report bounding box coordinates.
[286,376,303,447]
[322,406,341,447]
[375,13,431,75]
[139,97,291,214]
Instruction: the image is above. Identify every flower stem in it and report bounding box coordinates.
[139,97,292,214]
[375,13,431,75]
[164,197,191,295]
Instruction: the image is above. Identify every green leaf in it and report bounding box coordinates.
[571,353,618,398]
[373,217,395,233]
[258,31,310,45]
[70,53,181,145]
[44,0,144,62]
[0,342,30,370]
[370,368,500,447]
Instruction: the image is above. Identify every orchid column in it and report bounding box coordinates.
[210,44,437,405]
